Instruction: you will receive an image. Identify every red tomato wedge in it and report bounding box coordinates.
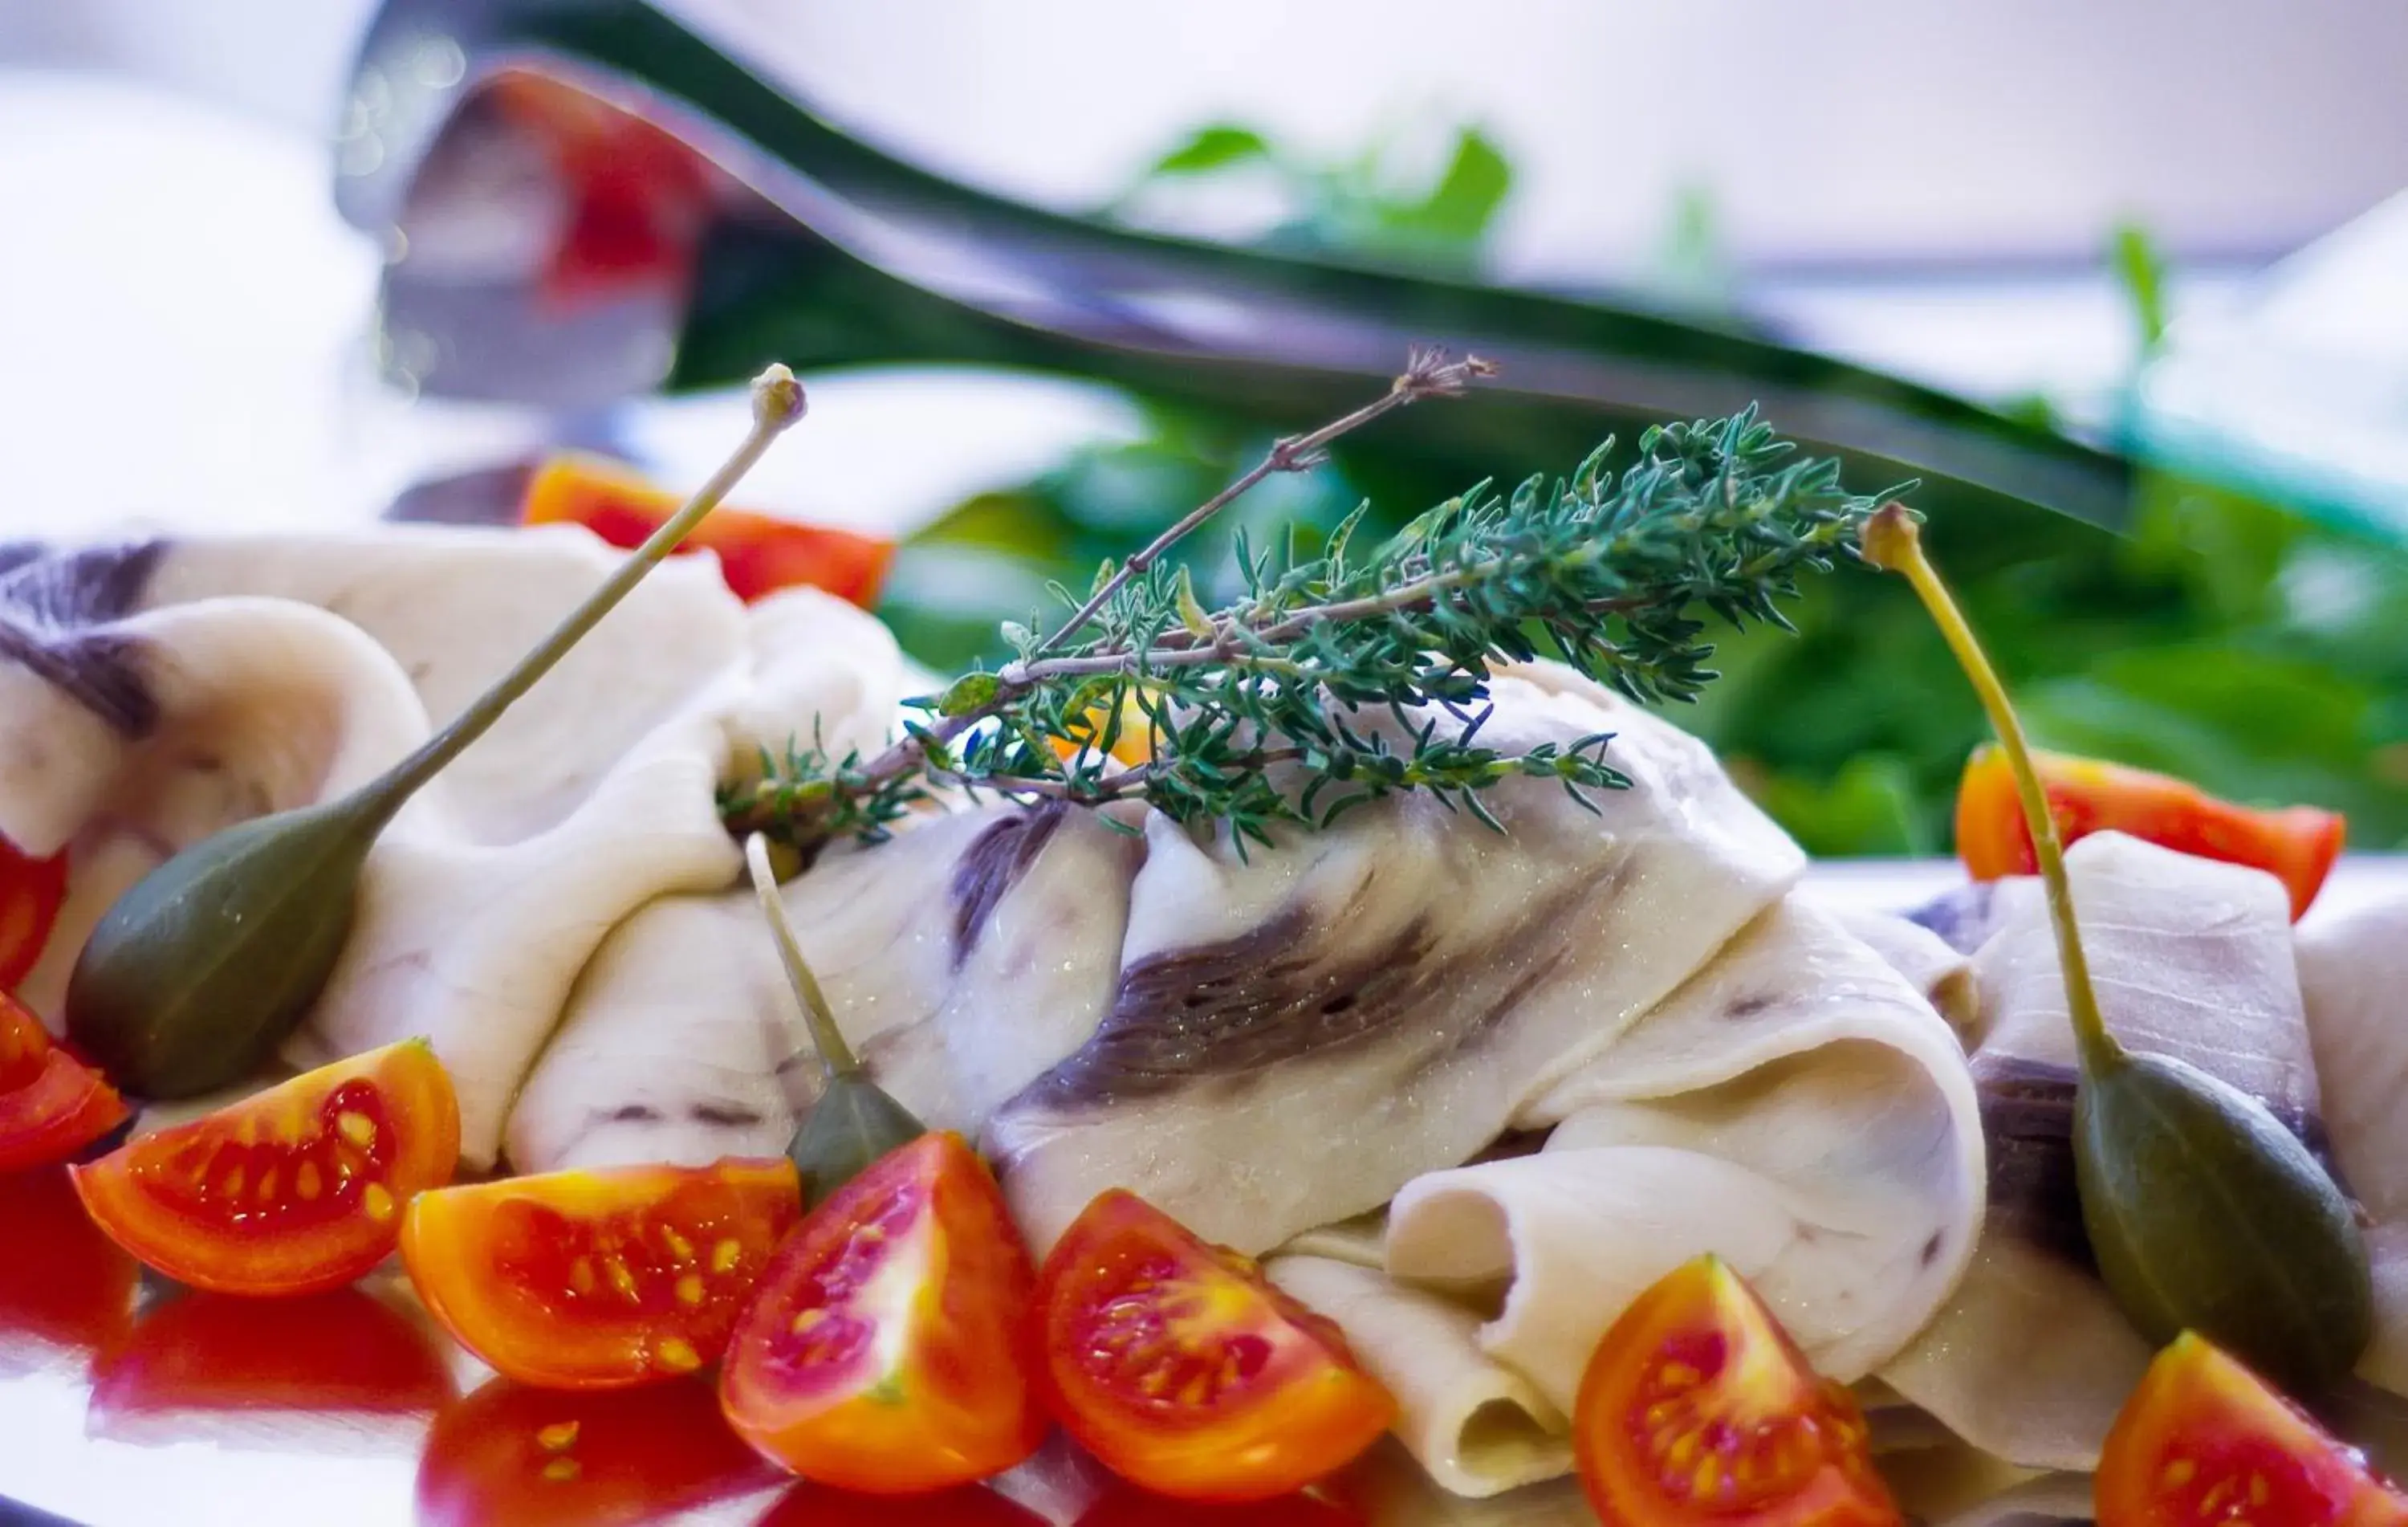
[0,989,127,1171]
[2096,1332,2408,1527]
[403,1157,801,1389]
[1573,1256,1898,1527]
[0,1165,137,1365]
[417,1374,778,1527]
[87,1286,453,1438]
[0,841,65,991]
[718,1131,1043,1494]
[522,454,896,608]
[72,1038,460,1295]
[1035,1189,1396,1503]
[1955,744,2345,920]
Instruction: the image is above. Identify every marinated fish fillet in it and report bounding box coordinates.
[0,529,905,1163]
[1880,831,2323,1471]
[984,663,1807,1256]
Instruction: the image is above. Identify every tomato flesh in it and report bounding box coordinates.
[521,454,897,607]
[1037,1189,1396,1503]
[0,990,127,1171]
[404,1157,801,1388]
[72,1038,460,1295]
[417,1374,778,1527]
[0,841,65,991]
[719,1131,1043,1494]
[1956,745,2344,920]
[1574,1256,1898,1527]
[2096,1333,2408,1527]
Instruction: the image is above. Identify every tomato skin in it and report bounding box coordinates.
[1573,1256,1898,1527]
[0,842,66,991]
[87,1285,453,1434]
[1956,745,2344,920]
[1036,1189,1397,1504]
[417,1374,778,1527]
[719,1131,1044,1494]
[0,991,128,1171]
[71,1039,460,1295]
[2096,1333,2408,1527]
[522,454,897,607]
[403,1157,801,1389]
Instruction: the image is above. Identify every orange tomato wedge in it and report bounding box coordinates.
[1035,1189,1395,1503]
[417,1374,778,1527]
[1955,744,2345,920]
[0,990,127,1171]
[2096,1333,2408,1527]
[522,454,895,607]
[718,1132,1043,1494]
[72,1038,460,1295]
[0,840,66,991]
[403,1158,801,1389]
[1573,1256,1898,1527]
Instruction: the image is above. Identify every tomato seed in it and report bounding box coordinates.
[536,1421,579,1452]
[364,1183,396,1223]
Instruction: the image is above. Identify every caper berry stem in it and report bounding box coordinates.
[742,831,861,1078]
[1860,503,2125,1076]
[379,366,809,805]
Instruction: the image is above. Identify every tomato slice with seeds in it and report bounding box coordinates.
[2096,1332,2408,1527]
[718,1131,1044,1494]
[1035,1189,1396,1503]
[403,1157,801,1389]
[417,1374,778,1527]
[0,989,128,1171]
[1573,1255,1898,1527]
[71,1038,459,1295]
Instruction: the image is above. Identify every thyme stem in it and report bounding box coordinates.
[1861,503,2124,1075]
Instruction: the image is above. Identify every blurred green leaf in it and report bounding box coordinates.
[2111,221,2170,356]
[1394,127,1513,243]
[1143,123,1276,177]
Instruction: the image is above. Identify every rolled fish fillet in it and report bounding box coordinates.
[2298,898,2408,1395]
[0,528,907,1166]
[1266,1255,1572,1500]
[1820,902,1981,1041]
[986,663,1807,1256]
[508,801,1141,1171]
[1381,898,1982,1419]
[1881,831,2325,1471]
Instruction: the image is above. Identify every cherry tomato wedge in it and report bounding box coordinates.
[1955,744,2345,920]
[1573,1255,1898,1527]
[87,1286,453,1439]
[417,1374,778,1527]
[0,989,127,1171]
[2096,1332,2408,1527]
[522,453,896,607]
[72,1038,460,1295]
[1035,1189,1396,1503]
[719,1131,1043,1494]
[0,840,66,991]
[403,1157,801,1389]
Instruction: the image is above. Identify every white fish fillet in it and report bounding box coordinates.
[986,664,1807,1256]
[1880,831,2316,1471]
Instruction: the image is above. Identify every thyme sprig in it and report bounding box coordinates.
[723,350,1888,855]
